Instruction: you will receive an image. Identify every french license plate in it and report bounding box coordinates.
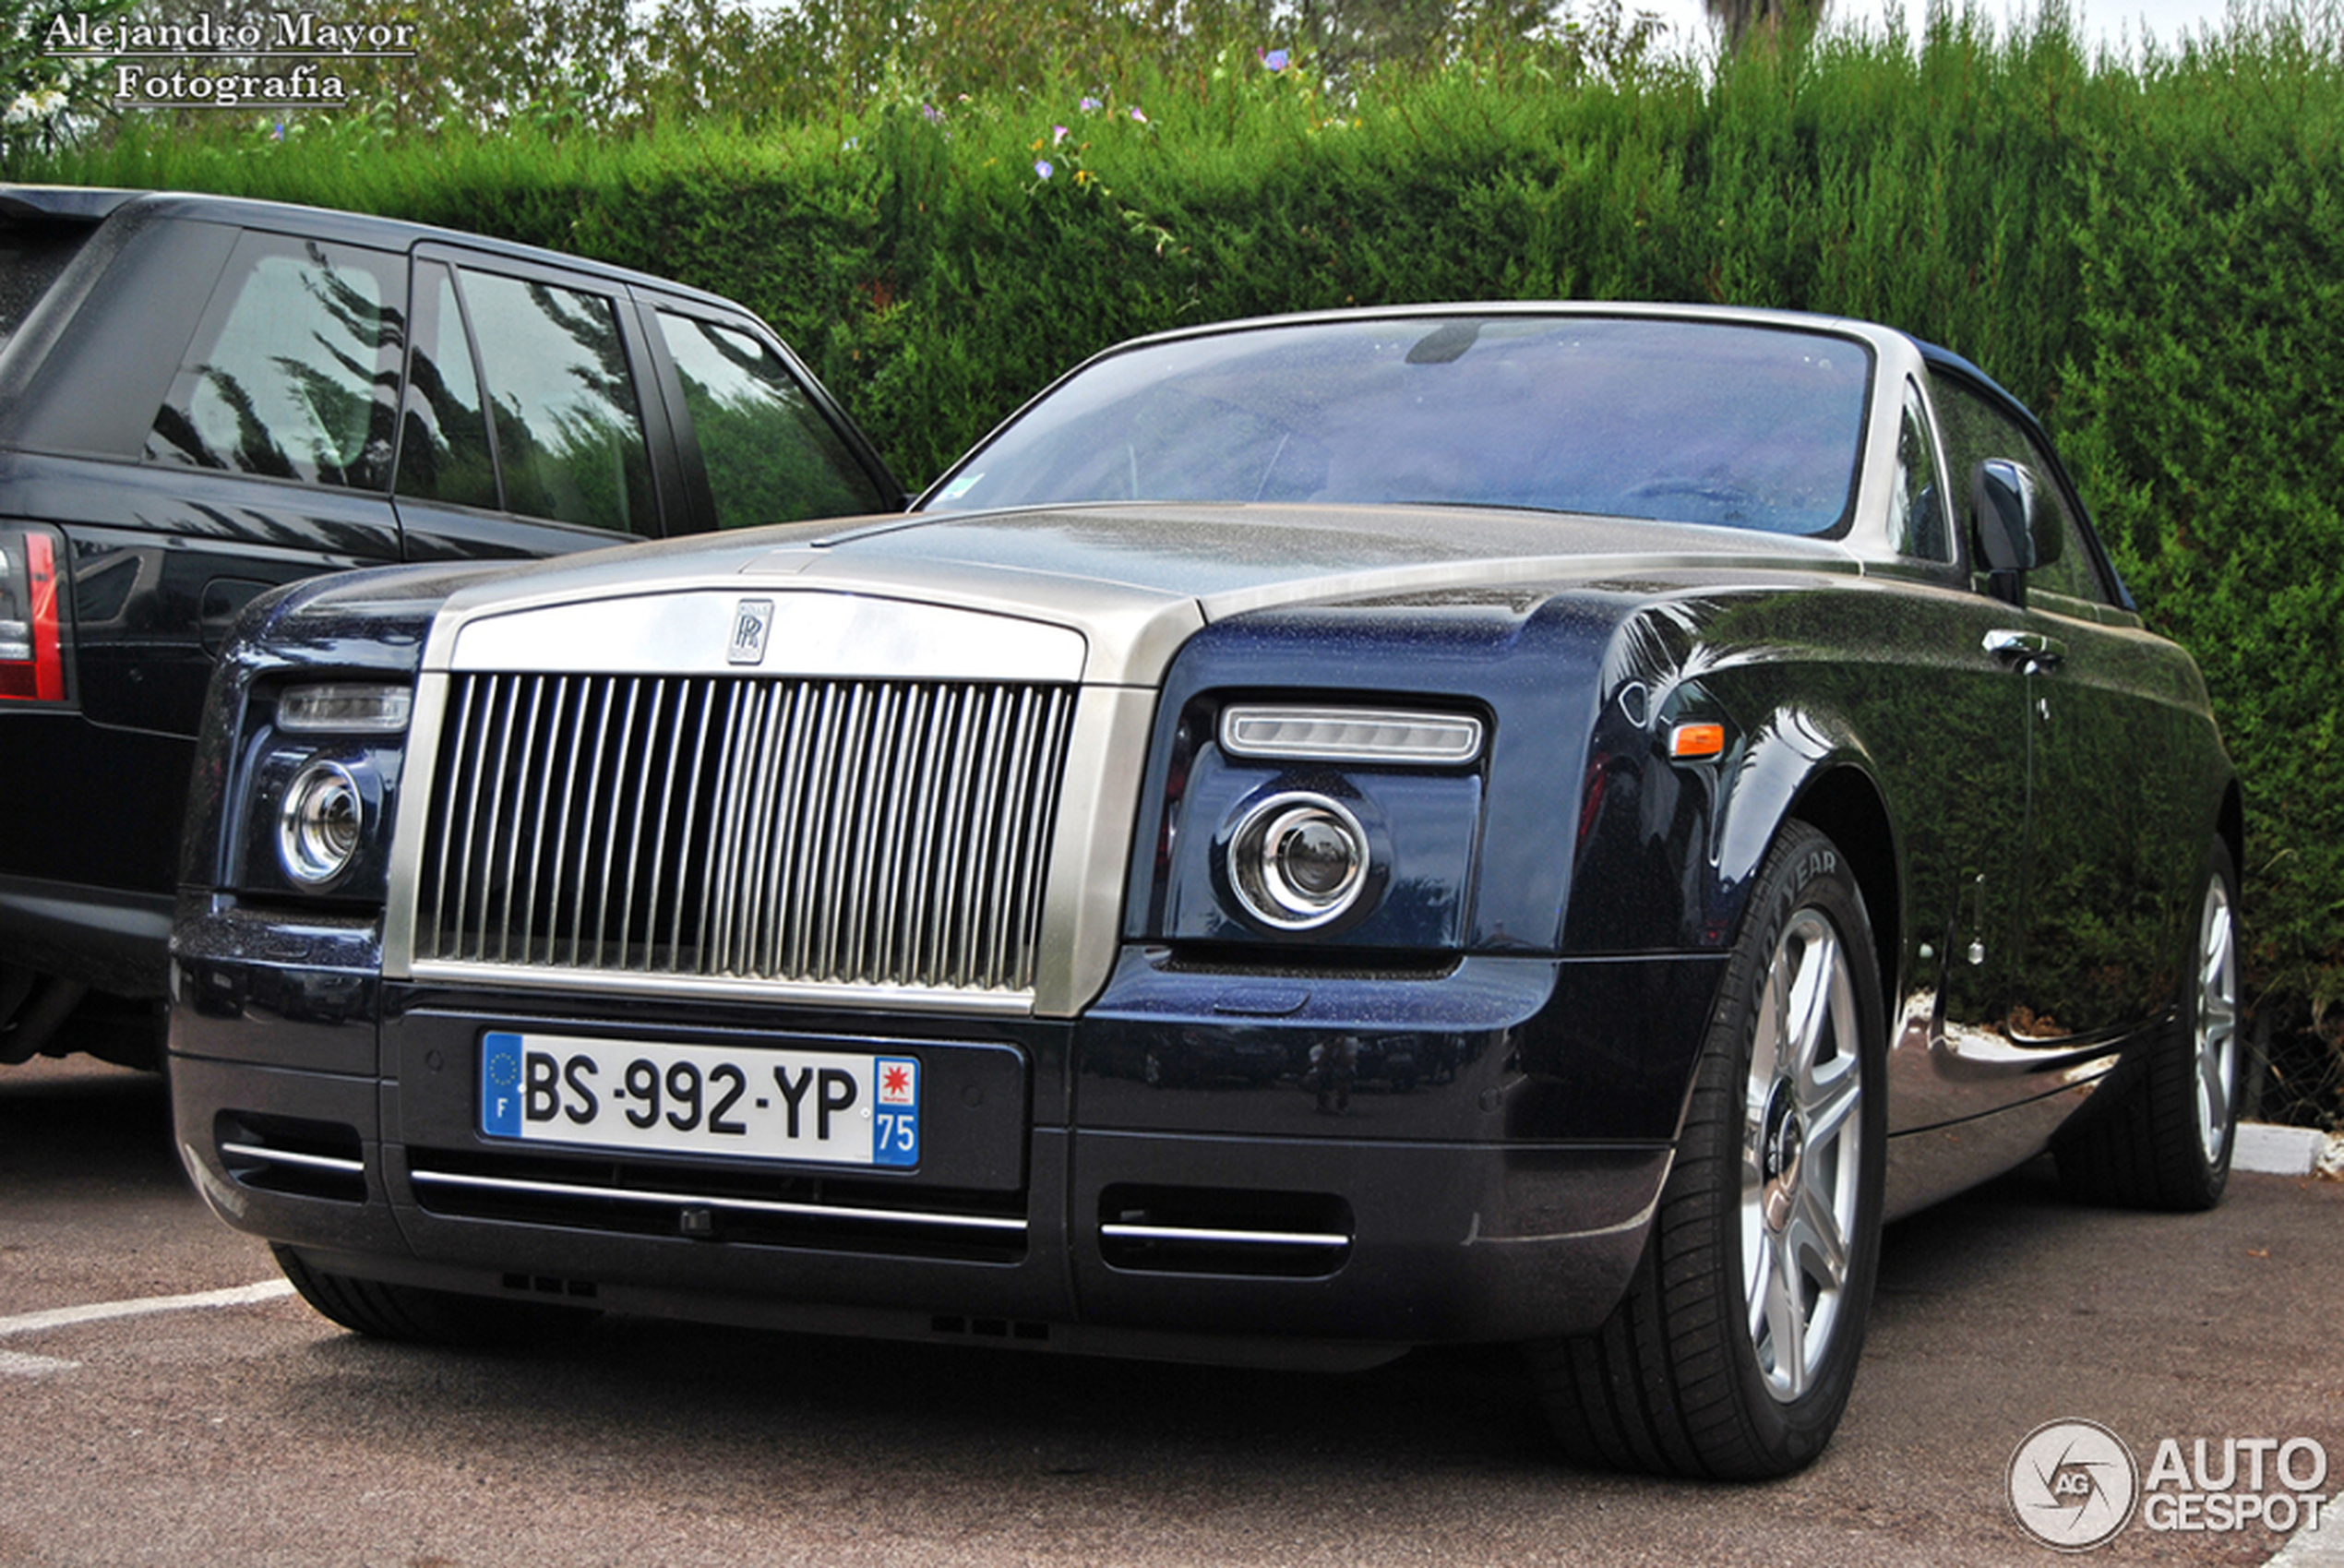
[480,1031,918,1168]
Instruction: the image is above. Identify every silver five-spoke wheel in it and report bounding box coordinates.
[1742,907,1865,1404]
[2191,876,2239,1167]
[1532,822,1884,1478]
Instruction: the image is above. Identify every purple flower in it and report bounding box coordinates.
[1262,48,1290,71]
[921,102,945,124]
[1129,106,1147,123]
[1078,95,1101,112]
[1053,124,1069,144]
[1034,159,1054,179]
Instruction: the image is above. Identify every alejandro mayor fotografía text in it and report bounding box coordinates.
[44,10,418,109]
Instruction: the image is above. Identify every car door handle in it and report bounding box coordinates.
[1985,629,2066,669]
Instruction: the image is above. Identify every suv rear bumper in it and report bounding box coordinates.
[0,872,173,995]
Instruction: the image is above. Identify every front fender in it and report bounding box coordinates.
[1560,597,1897,959]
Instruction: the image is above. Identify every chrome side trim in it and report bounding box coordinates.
[408,1167,1029,1234]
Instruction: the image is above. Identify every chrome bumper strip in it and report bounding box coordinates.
[1098,1222,1350,1250]
[219,1142,365,1178]
[406,1167,1029,1234]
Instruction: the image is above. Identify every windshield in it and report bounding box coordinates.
[923,316,1872,536]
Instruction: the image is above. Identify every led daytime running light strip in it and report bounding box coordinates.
[1220,705,1484,765]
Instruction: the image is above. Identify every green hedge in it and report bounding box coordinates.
[31,14,2344,1117]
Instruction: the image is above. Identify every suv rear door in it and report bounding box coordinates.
[392,245,688,562]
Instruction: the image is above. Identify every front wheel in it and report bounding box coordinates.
[1530,822,1886,1478]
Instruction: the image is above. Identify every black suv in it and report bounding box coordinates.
[0,186,902,1069]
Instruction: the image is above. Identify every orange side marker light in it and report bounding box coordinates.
[1668,722,1727,760]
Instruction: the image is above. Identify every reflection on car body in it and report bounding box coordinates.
[167,304,2239,1478]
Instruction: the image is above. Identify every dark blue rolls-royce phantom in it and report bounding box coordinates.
[168,305,2240,1478]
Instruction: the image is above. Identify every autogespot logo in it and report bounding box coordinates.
[2007,1420,2335,1550]
[2008,1420,2140,1551]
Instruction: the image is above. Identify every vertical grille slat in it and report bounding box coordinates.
[520,677,570,965]
[498,677,547,964]
[865,684,924,986]
[755,684,809,979]
[481,677,524,962]
[638,680,688,972]
[749,681,802,976]
[568,678,616,968]
[663,682,720,968]
[924,688,977,987]
[417,673,1075,998]
[814,683,877,983]
[615,678,668,970]
[700,680,754,976]
[987,688,1042,987]
[956,688,1013,987]
[431,677,482,957]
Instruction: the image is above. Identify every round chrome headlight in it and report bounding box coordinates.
[1227,793,1372,930]
[277,759,365,889]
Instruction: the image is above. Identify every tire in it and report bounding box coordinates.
[2054,838,2242,1212]
[1529,822,1886,1479]
[273,1245,598,1348]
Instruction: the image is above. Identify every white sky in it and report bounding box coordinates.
[1632,0,2260,56]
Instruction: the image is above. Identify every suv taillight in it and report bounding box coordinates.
[0,525,66,703]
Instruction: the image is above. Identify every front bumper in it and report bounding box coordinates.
[171,907,1720,1358]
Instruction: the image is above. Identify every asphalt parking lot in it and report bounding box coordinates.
[1,1051,2338,1567]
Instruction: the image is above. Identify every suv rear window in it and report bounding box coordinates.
[144,232,405,489]
[461,269,654,535]
[0,220,96,354]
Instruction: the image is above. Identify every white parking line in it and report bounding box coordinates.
[0,1350,79,1378]
[0,1278,294,1342]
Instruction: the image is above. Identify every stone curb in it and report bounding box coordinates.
[2233,1122,2344,1178]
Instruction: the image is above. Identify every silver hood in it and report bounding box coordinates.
[423,502,1863,688]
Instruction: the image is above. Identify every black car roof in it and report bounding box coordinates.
[0,184,742,312]
[0,186,143,222]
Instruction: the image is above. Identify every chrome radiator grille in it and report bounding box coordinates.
[415,673,1076,995]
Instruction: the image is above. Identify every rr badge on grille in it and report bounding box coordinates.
[727,598,774,665]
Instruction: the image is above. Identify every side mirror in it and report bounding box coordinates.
[1971,459,2061,604]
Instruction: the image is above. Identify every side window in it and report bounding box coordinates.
[656,311,888,527]
[145,232,402,488]
[460,269,653,535]
[1893,380,1948,561]
[1930,373,2111,605]
[394,261,498,511]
